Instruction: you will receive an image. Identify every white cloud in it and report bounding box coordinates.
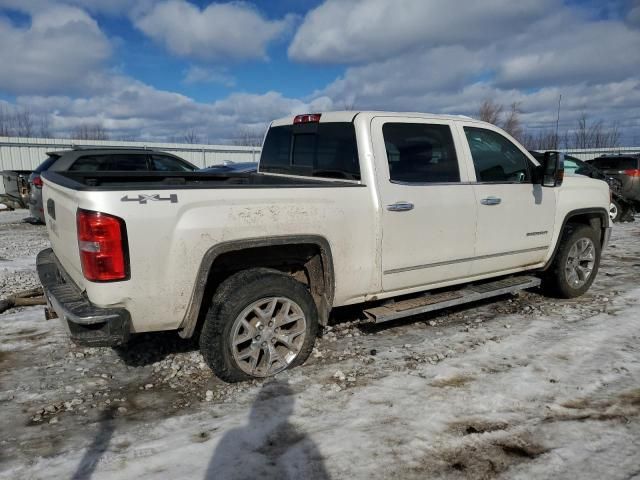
[15,75,331,142]
[135,0,293,61]
[0,5,111,95]
[183,66,236,87]
[289,0,557,63]
[494,19,640,89]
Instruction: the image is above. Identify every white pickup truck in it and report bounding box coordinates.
[38,111,611,382]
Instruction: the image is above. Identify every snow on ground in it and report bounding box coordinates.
[1,209,639,479]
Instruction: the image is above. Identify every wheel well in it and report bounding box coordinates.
[185,241,333,338]
[564,212,607,247]
[542,209,608,272]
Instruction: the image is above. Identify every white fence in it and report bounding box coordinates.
[0,136,262,195]
[0,136,262,194]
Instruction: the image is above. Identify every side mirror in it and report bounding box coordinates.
[540,151,564,187]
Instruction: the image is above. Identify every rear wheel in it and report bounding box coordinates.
[542,224,601,298]
[200,268,318,382]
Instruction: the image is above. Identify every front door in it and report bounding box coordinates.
[457,124,556,276]
[371,117,478,292]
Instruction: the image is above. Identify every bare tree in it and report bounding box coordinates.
[38,114,52,138]
[182,128,201,144]
[231,127,265,147]
[71,122,109,141]
[570,113,620,149]
[478,98,503,126]
[521,129,561,151]
[0,105,11,137]
[478,98,524,142]
[14,108,35,137]
[501,102,523,142]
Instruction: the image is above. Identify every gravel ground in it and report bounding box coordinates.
[1,209,639,479]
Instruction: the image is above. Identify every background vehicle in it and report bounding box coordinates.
[1,169,31,209]
[199,161,258,174]
[587,155,640,215]
[28,148,197,223]
[530,151,636,222]
[39,112,611,382]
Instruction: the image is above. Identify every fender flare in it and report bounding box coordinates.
[178,235,335,338]
[542,207,609,271]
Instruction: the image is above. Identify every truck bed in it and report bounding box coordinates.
[42,170,362,191]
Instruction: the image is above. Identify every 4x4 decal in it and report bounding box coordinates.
[121,193,178,204]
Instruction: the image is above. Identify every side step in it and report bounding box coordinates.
[363,275,541,324]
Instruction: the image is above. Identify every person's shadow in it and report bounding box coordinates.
[205,379,330,480]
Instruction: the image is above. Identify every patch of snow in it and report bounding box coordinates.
[1,219,640,479]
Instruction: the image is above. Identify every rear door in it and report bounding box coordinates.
[457,123,556,276]
[372,117,478,292]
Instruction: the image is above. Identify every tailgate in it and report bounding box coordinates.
[42,178,86,290]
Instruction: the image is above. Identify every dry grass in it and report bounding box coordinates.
[430,373,474,388]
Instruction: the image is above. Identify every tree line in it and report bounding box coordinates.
[477,98,622,150]
[0,106,109,141]
[2,100,626,148]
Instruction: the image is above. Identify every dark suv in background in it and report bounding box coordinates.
[28,148,197,223]
[587,155,640,207]
[529,151,636,222]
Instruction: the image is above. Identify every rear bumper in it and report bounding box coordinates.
[36,248,131,347]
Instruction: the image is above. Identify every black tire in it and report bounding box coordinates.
[199,268,319,382]
[609,199,622,223]
[542,224,601,298]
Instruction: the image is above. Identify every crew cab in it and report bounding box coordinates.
[37,111,611,382]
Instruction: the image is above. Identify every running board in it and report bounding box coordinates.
[363,275,541,324]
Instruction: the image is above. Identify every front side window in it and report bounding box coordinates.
[383,123,460,183]
[464,127,531,183]
[151,155,195,172]
[109,154,150,171]
[260,122,360,180]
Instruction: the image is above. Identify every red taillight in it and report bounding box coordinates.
[293,113,321,124]
[624,169,640,177]
[77,209,128,282]
[32,175,43,188]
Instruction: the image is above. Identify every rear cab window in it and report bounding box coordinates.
[260,122,360,180]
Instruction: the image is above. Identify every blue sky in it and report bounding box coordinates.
[0,0,639,144]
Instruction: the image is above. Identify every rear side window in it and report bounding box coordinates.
[151,155,195,171]
[382,123,460,183]
[590,157,638,170]
[464,127,531,183]
[70,154,149,171]
[260,123,360,180]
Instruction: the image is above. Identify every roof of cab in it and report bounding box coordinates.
[270,111,479,127]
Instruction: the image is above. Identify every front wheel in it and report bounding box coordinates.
[542,224,601,298]
[200,268,319,382]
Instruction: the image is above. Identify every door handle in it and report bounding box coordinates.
[480,196,502,206]
[387,201,414,212]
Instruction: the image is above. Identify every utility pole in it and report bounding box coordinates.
[555,94,562,150]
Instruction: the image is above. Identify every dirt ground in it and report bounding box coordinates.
[1,209,639,479]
